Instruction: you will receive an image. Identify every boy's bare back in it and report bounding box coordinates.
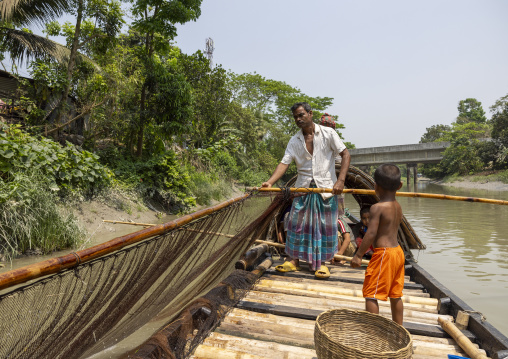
[367,199,402,249]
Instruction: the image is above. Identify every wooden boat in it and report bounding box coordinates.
[154,166,508,359]
[0,166,507,359]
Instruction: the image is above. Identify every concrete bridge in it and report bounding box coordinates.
[348,142,450,184]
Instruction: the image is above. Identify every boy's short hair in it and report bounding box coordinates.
[360,206,370,216]
[374,164,402,191]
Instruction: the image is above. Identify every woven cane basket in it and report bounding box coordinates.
[314,309,413,359]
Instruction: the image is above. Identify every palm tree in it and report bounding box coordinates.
[1,0,118,134]
[0,0,71,63]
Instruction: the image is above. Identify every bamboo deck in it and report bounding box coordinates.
[191,260,488,359]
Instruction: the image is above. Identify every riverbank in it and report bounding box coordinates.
[74,185,246,250]
[432,178,508,192]
[0,185,245,270]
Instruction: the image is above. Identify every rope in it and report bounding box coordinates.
[70,252,82,266]
[464,310,487,322]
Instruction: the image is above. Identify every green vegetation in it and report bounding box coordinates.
[0,1,353,257]
[0,171,85,259]
[420,96,508,179]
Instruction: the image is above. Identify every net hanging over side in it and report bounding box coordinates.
[0,192,282,359]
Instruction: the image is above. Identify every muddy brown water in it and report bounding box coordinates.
[2,183,508,356]
[397,181,508,337]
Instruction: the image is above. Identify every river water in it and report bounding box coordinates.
[384,181,508,337]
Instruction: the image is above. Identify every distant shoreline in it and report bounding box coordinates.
[431,178,508,192]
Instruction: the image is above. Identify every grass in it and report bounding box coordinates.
[189,171,232,206]
[0,172,86,260]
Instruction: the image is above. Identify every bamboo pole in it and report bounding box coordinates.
[247,187,508,206]
[103,220,157,226]
[255,279,439,307]
[0,193,250,291]
[253,283,437,313]
[193,345,265,359]
[438,317,489,359]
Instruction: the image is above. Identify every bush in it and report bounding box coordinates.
[0,171,85,258]
[0,125,112,195]
[188,170,231,206]
[108,150,196,212]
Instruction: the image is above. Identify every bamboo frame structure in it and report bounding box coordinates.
[246,187,508,206]
[0,193,250,291]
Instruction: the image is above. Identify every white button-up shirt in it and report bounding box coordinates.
[281,123,346,199]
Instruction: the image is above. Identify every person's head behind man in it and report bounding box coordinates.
[319,113,336,129]
[374,164,402,192]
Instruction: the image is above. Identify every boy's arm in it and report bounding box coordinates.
[337,232,351,255]
[351,206,381,268]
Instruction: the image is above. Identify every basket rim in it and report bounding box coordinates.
[315,308,413,356]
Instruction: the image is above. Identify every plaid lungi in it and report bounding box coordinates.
[286,187,339,271]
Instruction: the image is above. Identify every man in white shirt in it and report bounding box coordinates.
[262,102,350,278]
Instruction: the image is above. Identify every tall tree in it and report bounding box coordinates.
[490,94,508,148]
[43,0,123,134]
[456,98,487,124]
[420,124,451,143]
[127,0,202,157]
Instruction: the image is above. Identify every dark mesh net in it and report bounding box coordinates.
[0,192,282,359]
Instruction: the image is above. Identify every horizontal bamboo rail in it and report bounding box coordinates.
[246,187,508,206]
[0,193,250,292]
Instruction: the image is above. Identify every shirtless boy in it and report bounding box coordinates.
[351,164,404,325]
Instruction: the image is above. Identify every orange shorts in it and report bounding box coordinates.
[363,245,405,301]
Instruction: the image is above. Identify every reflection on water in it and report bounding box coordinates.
[390,181,508,336]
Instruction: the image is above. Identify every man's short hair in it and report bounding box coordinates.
[290,102,312,113]
[374,164,402,191]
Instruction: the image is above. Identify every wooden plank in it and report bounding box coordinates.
[243,292,446,326]
[215,325,482,357]
[264,268,424,290]
[236,300,476,340]
[226,308,315,329]
[252,284,438,313]
[192,345,266,359]
[201,332,317,359]
[256,279,437,306]
[219,311,485,357]
[262,273,428,296]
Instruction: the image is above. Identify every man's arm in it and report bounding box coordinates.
[351,205,380,268]
[262,163,289,188]
[332,148,351,195]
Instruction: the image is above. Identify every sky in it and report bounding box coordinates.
[173,0,508,148]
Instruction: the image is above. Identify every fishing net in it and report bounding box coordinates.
[0,192,281,359]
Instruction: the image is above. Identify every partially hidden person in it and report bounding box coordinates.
[351,164,404,325]
[331,216,356,265]
[262,102,351,279]
[355,206,374,257]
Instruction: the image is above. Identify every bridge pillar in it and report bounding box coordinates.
[406,164,410,186]
[413,166,417,187]
[406,164,417,188]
